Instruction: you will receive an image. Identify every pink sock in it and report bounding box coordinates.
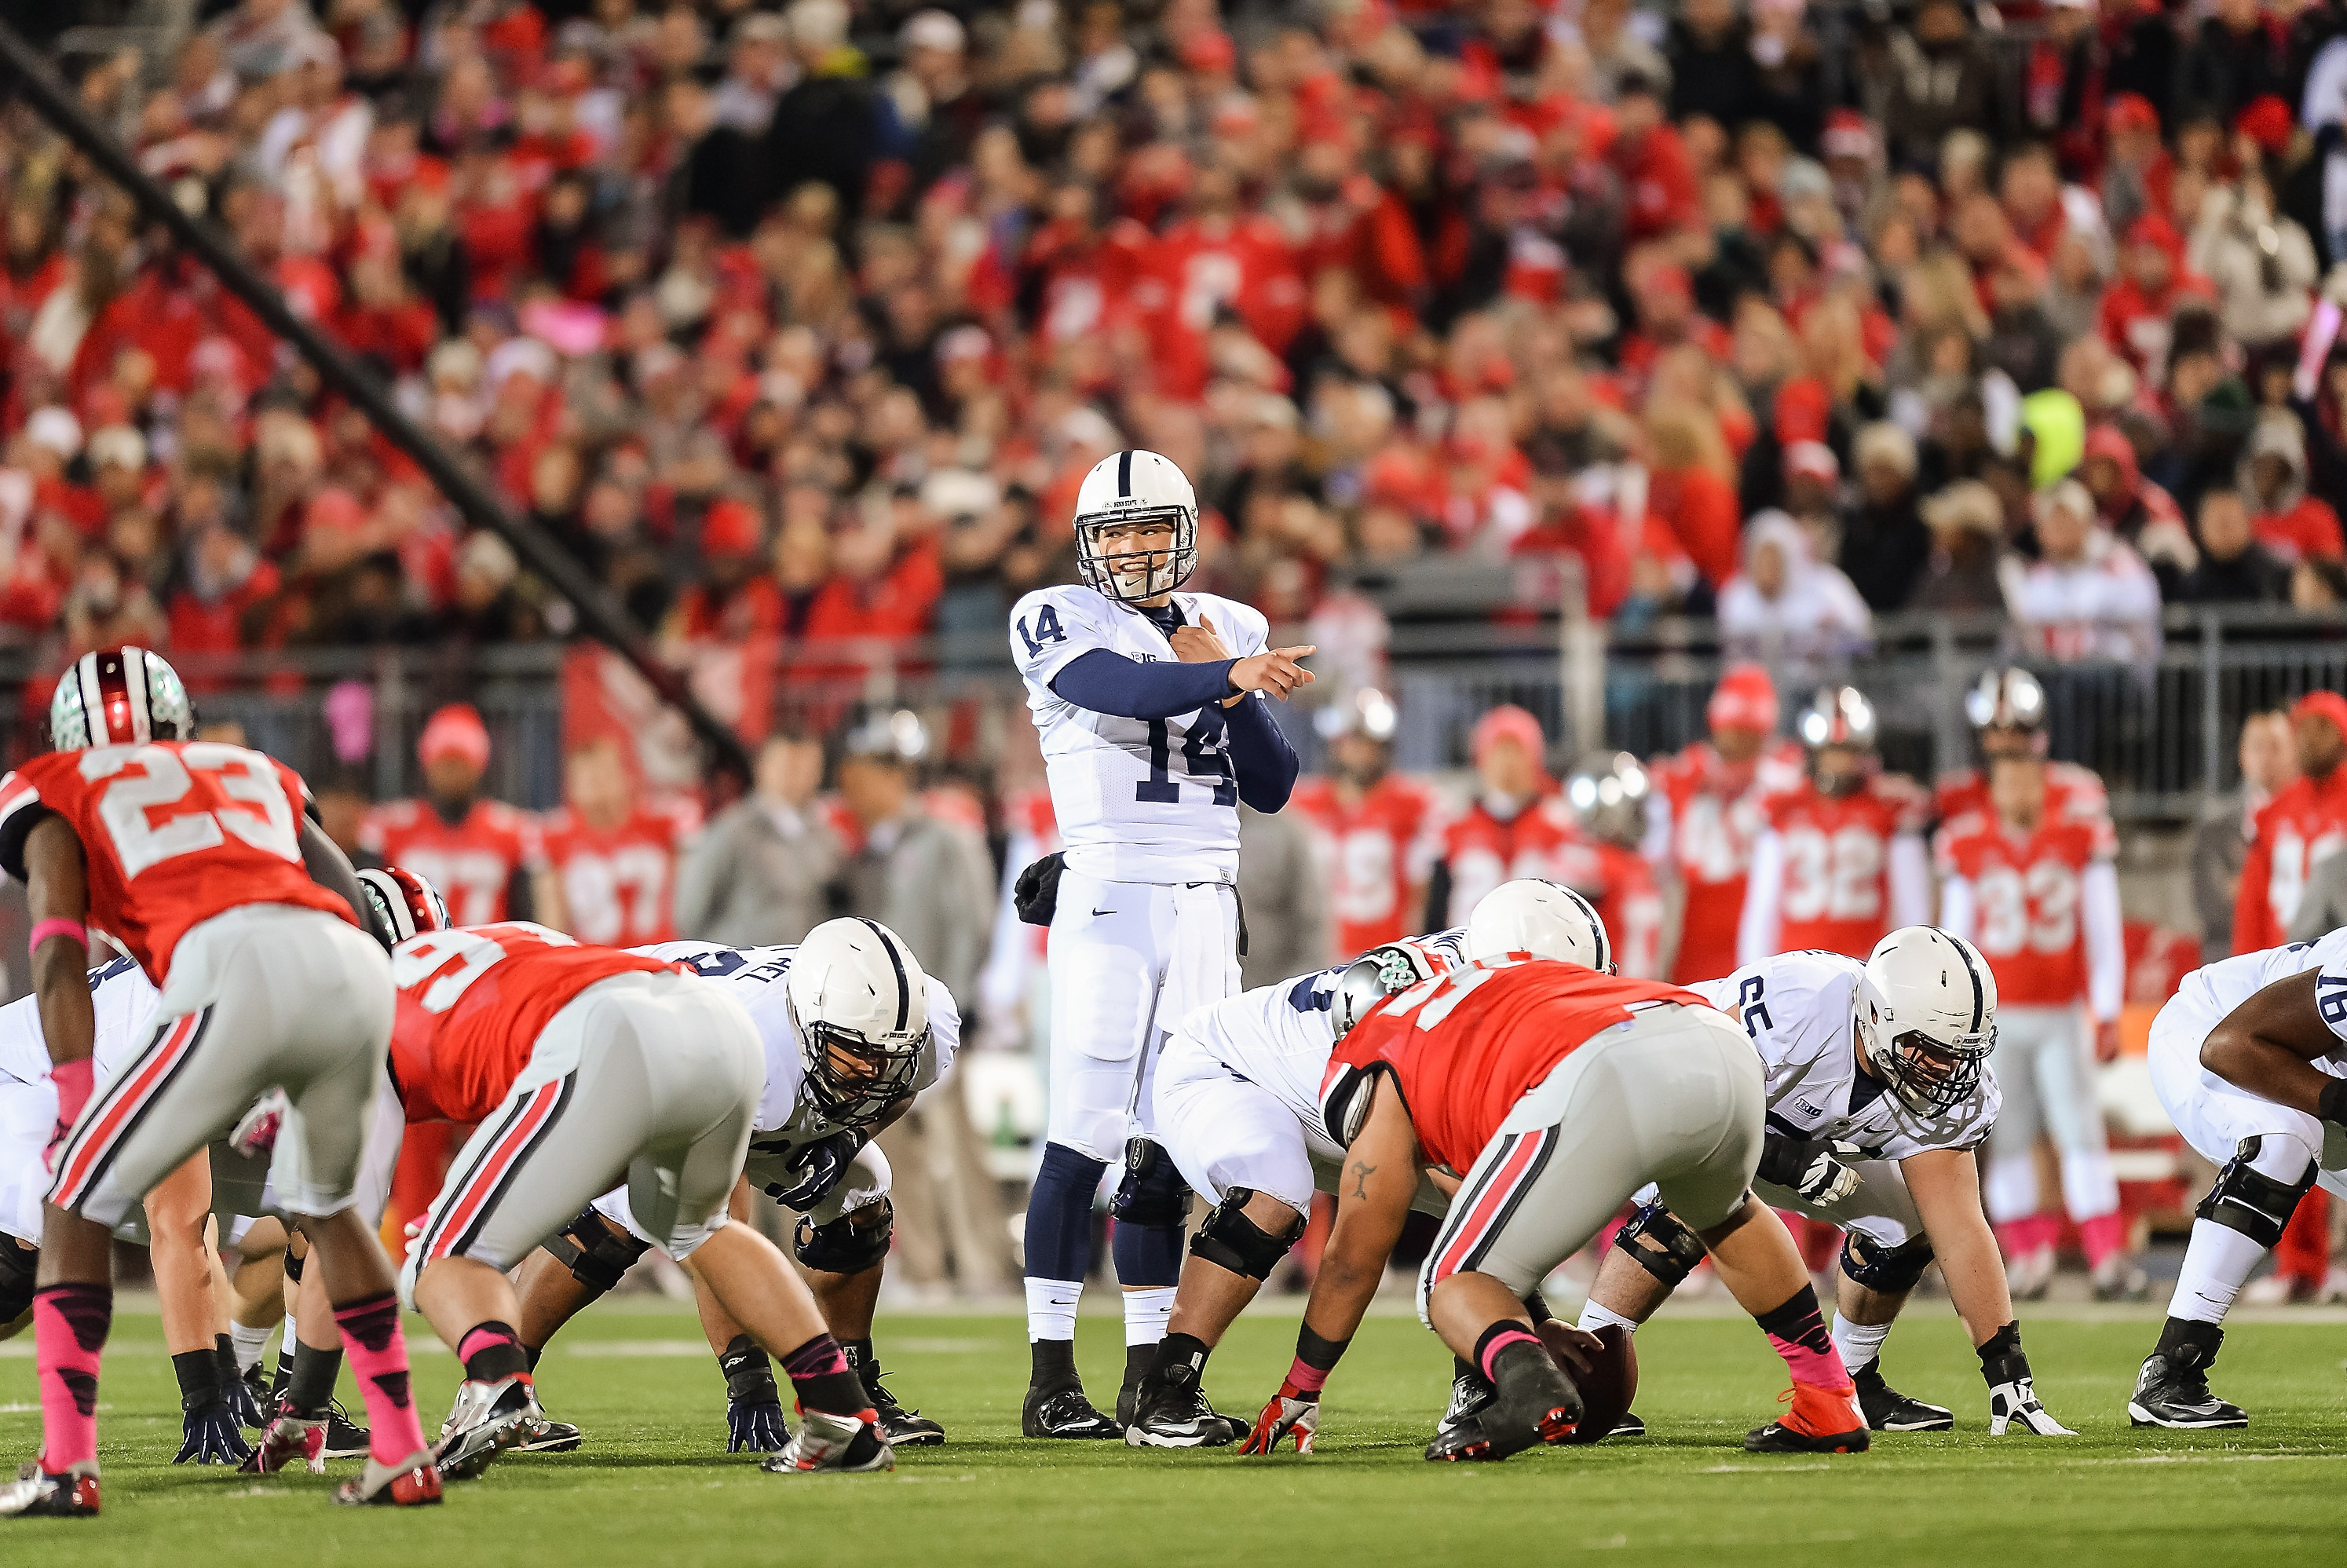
[33,1284,111,1473]
[333,1292,429,1465]
[1998,1215,2055,1256]
[1757,1288,1852,1390]
[2079,1212,2128,1267]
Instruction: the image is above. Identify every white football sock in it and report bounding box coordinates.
[2166,1220,2268,1325]
[229,1320,275,1373]
[277,1310,298,1361]
[1123,1286,1176,1347]
[1025,1277,1081,1343]
[1577,1300,1642,1335]
[1831,1314,1894,1374]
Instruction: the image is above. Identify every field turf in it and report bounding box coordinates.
[4,1299,2343,1566]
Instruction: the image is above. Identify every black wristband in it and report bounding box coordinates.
[2320,1076,2347,1129]
[718,1334,779,1402]
[1976,1320,2027,1386]
[1295,1324,1351,1372]
[173,1348,221,1412]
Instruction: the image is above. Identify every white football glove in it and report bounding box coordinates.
[1757,1134,1860,1206]
[230,1089,289,1160]
[1980,1323,2073,1435]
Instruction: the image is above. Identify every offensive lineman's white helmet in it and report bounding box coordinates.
[1072,448,1198,603]
[1855,926,1998,1117]
[1464,878,1614,974]
[785,918,933,1125]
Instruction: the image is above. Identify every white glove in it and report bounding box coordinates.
[230,1089,289,1159]
[1987,1376,2075,1435]
[1757,1134,1859,1205]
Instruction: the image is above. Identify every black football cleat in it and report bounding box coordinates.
[225,1365,269,1430]
[1437,1340,1579,1462]
[0,1463,100,1519]
[1022,1382,1123,1438]
[1424,1413,1497,1461]
[1853,1359,1954,1432]
[1124,1363,1237,1449]
[2129,1343,2248,1430]
[320,1400,372,1460]
[861,1358,944,1447]
[514,1409,585,1453]
[1607,1411,1647,1438]
[1435,1367,1497,1438]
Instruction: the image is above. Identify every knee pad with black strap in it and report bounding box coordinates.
[795,1198,894,1275]
[1109,1137,1191,1228]
[2195,1135,2318,1248]
[1614,1201,1705,1288]
[1187,1187,1303,1281]
[1839,1230,1936,1294]
[543,1205,652,1295]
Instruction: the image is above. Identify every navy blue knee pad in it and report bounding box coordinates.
[1838,1230,1935,1294]
[1109,1138,1191,1227]
[795,1199,894,1275]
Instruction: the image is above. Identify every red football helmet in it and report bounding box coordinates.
[49,647,195,751]
[356,866,452,946]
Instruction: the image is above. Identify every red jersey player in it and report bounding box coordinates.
[1292,690,1442,956]
[360,703,545,927]
[1552,751,1666,980]
[1932,668,2112,833]
[1428,705,1560,927]
[1740,686,1929,966]
[1650,664,1806,984]
[2233,692,2347,955]
[0,647,436,1515]
[386,919,903,1478]
[1237,955,1868,1463]
[1937,752,2137,1299]
[538,739,699,947]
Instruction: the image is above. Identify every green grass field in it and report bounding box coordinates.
[4,1300,2344,1566]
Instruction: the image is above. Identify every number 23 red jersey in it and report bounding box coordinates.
[389,922,678,1124]
[1320,957,1704,1173]
[0,740,355,983]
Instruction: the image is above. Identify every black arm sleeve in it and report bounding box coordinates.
[1050,648,1237,721]
[298,817,371,935]
[505,861,536,923]
[1221,692,1300,813]
[1424,858,1454,930]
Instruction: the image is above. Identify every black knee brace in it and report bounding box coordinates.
[1188,1188,1303,1281]
[543,1206,652,1294]
[795,1199,894,1275]
[1109,1138,1190,1227]
[2195,1136,2317,1248]
[1614,1202,1706,1288]
[0,1238,35,1324]
[1839,1230,1936,1294]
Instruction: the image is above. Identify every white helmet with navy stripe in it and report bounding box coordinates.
[1464,877,1614,974]
[49,646,195,751]
[784,917,933,1125]
[1856,926,1998,1117]
[1073,448,1198,603]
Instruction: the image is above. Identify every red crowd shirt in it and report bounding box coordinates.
[1935,810,2116,1007]
[1291,773,1443,957]
[2234,766,2347,953]
[1322,956,1704,1173]
[389,922,679,1124]
[538,799,700,947]
[1652,740,1805,984]
[1135,217,1306,399]
[361,798,544,927]
[0,740,354,983]
[1757,773,1928,959]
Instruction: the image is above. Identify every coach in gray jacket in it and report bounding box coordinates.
[673,732,842,946]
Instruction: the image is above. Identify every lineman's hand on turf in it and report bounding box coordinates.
[726,1393,791,1453]
[1987,1378,2074,1436]
[176,1402,254,1465]
[1239,1383,1319,1456]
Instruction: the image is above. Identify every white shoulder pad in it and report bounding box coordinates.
[917,975,962,1091]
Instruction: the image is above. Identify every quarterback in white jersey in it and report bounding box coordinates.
[1577,935,2074,1439]
[506,928,960,1449]
[2126,928,2347,1428]
[1007,447,1314,1438]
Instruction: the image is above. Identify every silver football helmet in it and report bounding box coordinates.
[1563,751,1651,850]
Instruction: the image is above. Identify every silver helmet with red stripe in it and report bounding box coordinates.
[784,917,933,1126]
[49,647,195,751]
[356,867,452,948]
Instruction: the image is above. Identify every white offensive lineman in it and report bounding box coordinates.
[502,921,959,1450]
[1576,932,2076,1438]
[1127,880,1607,1446]
[1008,447,1313,1436]
[2126,927,2347,1427]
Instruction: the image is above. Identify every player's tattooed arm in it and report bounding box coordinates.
[1347,1159,1375,1200]
[1300,1078,1420,1348]
[2202,970,2347,1124]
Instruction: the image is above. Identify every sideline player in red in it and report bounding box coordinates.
[1740,686,1929,965]
[1292,690,1441,957]
[0,648,435,1516]
[1939,752,2137,1299]
[1552,752,1666,980]
[1427,706,1560,926]
[1240,956,1870,1463]
[1649,664,1804,984]
[360,703,544,927]
[378,919,897,1478]
[536,739,699,947]
[1933,669,2112,832]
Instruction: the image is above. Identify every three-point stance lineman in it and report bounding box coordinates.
[1009,448,1313,1437]
[2129,927,2347,1427]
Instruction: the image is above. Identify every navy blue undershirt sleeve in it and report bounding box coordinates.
[1051,647,1236,721]
[1223,690,1300,812]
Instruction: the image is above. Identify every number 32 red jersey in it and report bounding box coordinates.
[389,922,678,1123]
[0,740,356,982]
[1320,957,1703,1173]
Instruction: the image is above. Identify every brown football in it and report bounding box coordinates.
[1537,1321,1638,1445]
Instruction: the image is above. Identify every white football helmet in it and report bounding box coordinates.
[1464,878,1614,974]
[1855,926,1998,1117]
[1072,448,1198,603]
[784,918,933,1125]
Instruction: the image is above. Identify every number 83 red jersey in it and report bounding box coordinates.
[0,740,357,983]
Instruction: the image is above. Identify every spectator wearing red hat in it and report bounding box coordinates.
[1425,704,1566,927]
[667,497,781,641]
[2097,92,2172,238]
[1647,663,1805,984]
[2098,212,2213,379]
[360,701,547,927]
[1605,73,1699,246]
[2181,0,2289,133]
[2081,424,2197,598]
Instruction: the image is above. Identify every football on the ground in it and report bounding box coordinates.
[1539,1321,1636,1445]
